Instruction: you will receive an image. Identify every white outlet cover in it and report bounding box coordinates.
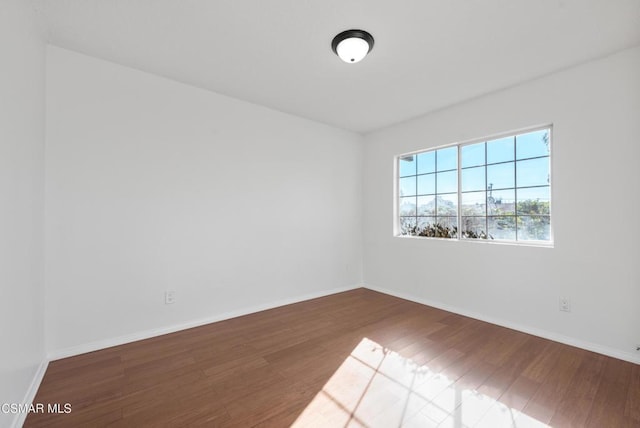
[165,290,176,304]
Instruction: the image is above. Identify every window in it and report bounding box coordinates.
[397,127,552,244]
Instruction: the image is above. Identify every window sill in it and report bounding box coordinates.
[394,234,554,248]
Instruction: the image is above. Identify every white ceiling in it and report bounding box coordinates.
[33,0,640,134]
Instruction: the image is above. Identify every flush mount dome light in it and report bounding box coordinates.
[331,29,374,63]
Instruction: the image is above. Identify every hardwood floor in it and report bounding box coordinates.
[25,289,639,427]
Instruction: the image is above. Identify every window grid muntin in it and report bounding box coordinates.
[459,131,551,241]
[397,126,551,243]
[397,147,459,237]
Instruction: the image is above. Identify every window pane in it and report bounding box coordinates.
[417,196,435,215]
[461,216,489,239]
[516,129,550,160]
[487,136,514,164]
[517,187,550,215]
[400,216,417,235]
[414,217,456,238]
[417,151,435,175]
[488,189,515,215]
[399,176,416,197]
[488,216,516,240]
[417,173,435,195]
[437,170,457,193]
[399,155,415,177]
[518,215,550,240]
[437,147,457,171]
[417,216,436,229]
[461,166,485,192]
[461,191,485,216]
[397,128,551,243]
[487,162,515,189]
[399,197,416,215]
[461,142,485,168]
[435,216,458,236]
[517,157,549,187]
[436,194,457,216]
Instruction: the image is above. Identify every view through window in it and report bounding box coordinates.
[397,127,551,243]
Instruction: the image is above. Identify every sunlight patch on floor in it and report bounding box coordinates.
[292,337,549,428]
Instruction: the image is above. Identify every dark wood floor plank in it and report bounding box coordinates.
[549,351,606,428]
[585,357,634,428]
[626,364,640,422]
[500,374,541,413]
[479,334,542,388]
[521,344,584,424]
[24,288,639,427]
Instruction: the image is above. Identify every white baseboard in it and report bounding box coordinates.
[48,284,362,361]
[11,358,49,428]
[364,284,640,365]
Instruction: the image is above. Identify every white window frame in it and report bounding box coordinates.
[395,125,553,247]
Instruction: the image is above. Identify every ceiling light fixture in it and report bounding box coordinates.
[331,29,374,64]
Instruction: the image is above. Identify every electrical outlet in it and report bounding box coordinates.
[559,297,571,312]
[165,290,176,304]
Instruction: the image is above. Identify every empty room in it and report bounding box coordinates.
[2,0,639,427]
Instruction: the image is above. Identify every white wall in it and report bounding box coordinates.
[45,46,363,355]
[0,1,46,427]
[363,46,640,363]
